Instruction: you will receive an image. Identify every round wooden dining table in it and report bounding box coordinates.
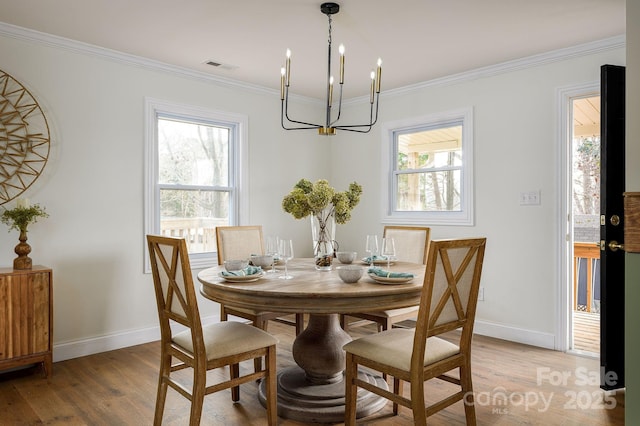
[197,258,426,423]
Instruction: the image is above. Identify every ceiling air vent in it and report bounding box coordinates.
[204,60,237,71]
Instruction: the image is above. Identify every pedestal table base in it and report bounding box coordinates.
[258,366,388,423]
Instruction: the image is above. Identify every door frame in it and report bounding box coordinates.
[556,82,600,353]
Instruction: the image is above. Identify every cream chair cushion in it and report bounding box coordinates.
[173,321,278,361]
[343,328,459,372]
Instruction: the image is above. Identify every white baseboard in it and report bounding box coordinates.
[473,319,556,350]
[53,315,556,363]
[53,314,220,362]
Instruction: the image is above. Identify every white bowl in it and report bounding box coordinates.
[336,251,357,264]
[224,259,249,272]
[251,254,274,269]
[336,265,364,283]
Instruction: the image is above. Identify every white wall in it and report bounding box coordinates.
[0,24,625,359]
[0,28,327,359]
[332,43,625,348]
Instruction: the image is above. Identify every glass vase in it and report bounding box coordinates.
[310,206,336,271]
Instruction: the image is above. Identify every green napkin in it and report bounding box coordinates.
[368,267,413,278]
[221,265,263,276]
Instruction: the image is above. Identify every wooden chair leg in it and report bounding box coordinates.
[340,314,349,331]
[189,366,206,426]
[381,318,389,380]
[220,304,228,322]
[410,380,427,426]
[230,363,240,402]
[265,346,278,426]
[393,378,402,415]
[153,352,171,426]
[253,319,268,372]
[344,353,358,426]
[460,363,477,425]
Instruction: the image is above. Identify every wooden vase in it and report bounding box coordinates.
[14,229,32,270]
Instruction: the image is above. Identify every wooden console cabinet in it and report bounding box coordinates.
[0,266,53,378]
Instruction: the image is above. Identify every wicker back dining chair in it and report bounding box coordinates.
[341,226,431,332]
[147,235,278,425]
[216,226,304,335]
[343,237,486,425]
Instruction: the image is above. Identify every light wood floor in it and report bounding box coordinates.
[0,319,624,425]
[573,311,600,354]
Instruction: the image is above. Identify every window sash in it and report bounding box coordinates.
[381,107,474,226]
[144,98,248,272]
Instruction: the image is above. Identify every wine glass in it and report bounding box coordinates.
[278,239,294,280]
[381,237,396,269]
[365,235,379,266]
[265,235,279,274]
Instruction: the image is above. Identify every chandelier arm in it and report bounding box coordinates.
[281,89,323,129]
[332,91,380,132]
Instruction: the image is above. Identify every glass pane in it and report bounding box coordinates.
[160,189,229,254]
[396,171,461,212]
[397,124,462,170]
[158,118,229,186]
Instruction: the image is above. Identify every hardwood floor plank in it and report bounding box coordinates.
[0,322,624,425]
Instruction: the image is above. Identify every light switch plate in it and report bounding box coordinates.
[520,190,541,205]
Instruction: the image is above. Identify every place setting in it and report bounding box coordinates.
[366,267,415,285]
[219,259,264,283]
[361,235,414,284]
[360,234,396,266]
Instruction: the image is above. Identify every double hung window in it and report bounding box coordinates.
[383,108,473,225]
[144,98,247,271]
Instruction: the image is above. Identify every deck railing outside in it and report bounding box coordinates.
[574,242,600,313]
[160,217,227,254]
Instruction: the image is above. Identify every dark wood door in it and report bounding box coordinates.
[600,64,625,391]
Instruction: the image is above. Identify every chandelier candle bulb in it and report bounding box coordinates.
[285,49,291,86]
[280,67,286,100]
[376,58,382,93]
[370,71,375,103]
[339,44,345,84]
[329,76,334,107]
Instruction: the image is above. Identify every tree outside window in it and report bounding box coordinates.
[144,98,247,272]
[382,108,473,226]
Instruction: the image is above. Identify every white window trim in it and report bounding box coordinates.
[380,107,474,226]
[143,97,249,273]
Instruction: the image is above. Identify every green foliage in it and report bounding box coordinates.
[282,179,362,225]
[1,204,49,232]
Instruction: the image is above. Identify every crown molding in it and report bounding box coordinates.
[1,21,625,105]
[347,34,626,104]
[0,21,288,98]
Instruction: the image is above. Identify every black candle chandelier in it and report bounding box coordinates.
[280,2,382,135]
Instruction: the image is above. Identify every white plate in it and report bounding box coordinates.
[219,272,263,283]
[361,258,395,266]
[367,273,413,284]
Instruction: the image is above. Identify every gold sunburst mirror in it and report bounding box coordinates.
[0,68,50,205]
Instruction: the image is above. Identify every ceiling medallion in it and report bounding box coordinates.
[0,69,50,205]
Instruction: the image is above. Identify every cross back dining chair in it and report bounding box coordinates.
[147,235,278,426]
[215,226,304,336]
[341,226,431,332]
[343,237,486,425]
